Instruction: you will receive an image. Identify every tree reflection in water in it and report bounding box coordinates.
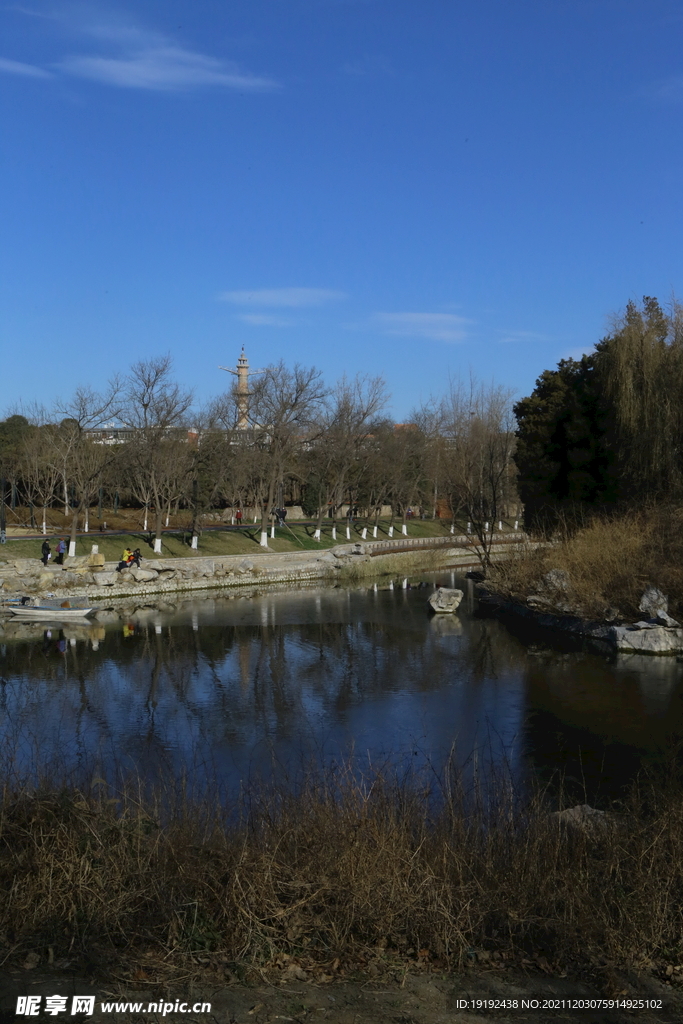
[0,580,682,804]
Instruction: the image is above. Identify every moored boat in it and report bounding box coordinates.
[7,598,94,620]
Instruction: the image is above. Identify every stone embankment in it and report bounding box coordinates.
[0,533,526,602]
[479,577,683,656]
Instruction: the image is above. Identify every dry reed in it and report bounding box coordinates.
[0,756,682,983]
[489,506,683,620]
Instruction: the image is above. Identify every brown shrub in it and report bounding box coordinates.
[490,506,683,620]
[0,760,682,981]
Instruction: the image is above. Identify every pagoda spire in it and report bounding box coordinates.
[219,348,266,430]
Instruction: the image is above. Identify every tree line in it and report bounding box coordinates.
[514,295,683,530]
[0,356,518,556]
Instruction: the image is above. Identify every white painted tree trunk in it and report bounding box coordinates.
[91,544,98,555]
[401,524,407,536]
[260,530,269,547]
[270,524,275,538]
[154,538,162,553]
[402,578,408,589]
[388,526,394,537]
[314,528,321,540]
[191,535,198,549]
[361,527,367,539]
[498,521,503,531]
[346,526,351,540]
[42,508,47,535]
[165,514,170,527]
[450,523,455,534]
[389,580,394,590]
[231,515,235,525]
[514,520,519,530]
[143,511,148,531]
[332,526,337,540]
[84,507,89,533]
[485,521,489,531]
[467,522,471,533]
[254,515,259,523]
[373,525,377,538]
[68,540,76,557]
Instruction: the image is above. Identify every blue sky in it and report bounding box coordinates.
[2,0,683,419]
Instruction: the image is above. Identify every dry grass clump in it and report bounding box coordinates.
[490,506,683,620]
[1,761,683,982]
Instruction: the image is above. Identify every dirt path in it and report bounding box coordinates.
[1,966,681,1024]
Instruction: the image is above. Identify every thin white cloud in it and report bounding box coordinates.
[238,314,297,327]
[220,288,346,308]
[57,46,277,92]
[0,56,52,78]
[374,312,471,343]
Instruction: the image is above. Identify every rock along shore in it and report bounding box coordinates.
[477,582,683,656]
[0,533,526,603]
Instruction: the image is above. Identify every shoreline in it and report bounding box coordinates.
[477,588,683,656]
[0,533,526,602]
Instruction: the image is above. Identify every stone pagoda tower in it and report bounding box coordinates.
[219,348,265,430]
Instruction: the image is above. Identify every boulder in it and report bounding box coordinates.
[428,587,464,613]
[550,804,609,834]
[63,555,89,569]
[95,573,118,589]
[130,567,159,583]
[611,624,683,654]
[87,553,106,570]
[639,586,668,617]
[542,568,570,593]
[655,610,681,628]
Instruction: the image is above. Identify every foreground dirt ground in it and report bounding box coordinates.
[1,965,682,1024]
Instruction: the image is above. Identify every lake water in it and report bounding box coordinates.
[1,574,682,805]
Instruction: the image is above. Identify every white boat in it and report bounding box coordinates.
[7,598,94,620]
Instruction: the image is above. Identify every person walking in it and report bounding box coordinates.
[55,538,66,564]
[41,539,51,566]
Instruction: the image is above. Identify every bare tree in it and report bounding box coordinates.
[120,356,193,552]
[441,377,517,565]
[307,375,387,541]
[250,362,327,547]
[51,381,122,554]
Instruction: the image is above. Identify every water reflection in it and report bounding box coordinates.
[0,577,682,803]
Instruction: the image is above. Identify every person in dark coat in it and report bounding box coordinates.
[41,539,51,566]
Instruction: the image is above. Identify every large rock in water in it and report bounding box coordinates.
[428,587,464,613]
[611,624,683,654]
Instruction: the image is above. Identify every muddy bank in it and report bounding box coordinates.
[1,963,681,1024]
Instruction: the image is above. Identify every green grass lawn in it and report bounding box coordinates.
[0,517,517,562]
